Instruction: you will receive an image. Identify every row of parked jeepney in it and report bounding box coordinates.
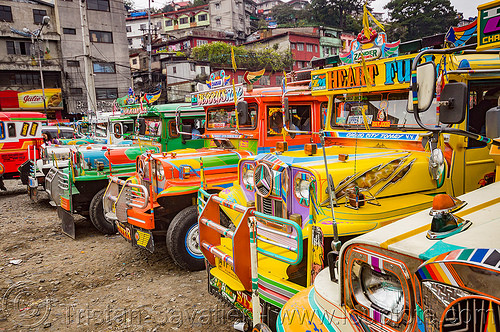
[2,9,500,331]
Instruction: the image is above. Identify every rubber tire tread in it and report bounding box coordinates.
[89,188,117,235]
[166,205,205,271]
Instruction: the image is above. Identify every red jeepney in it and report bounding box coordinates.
[0,112,46,190]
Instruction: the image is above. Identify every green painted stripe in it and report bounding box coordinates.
[458,248,474,261]
[259,292,283,309]
[258,273,300,294]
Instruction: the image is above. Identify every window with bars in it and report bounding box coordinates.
[95,88,118,100]
[67,60,80,67]
[165,20,172,26]
[198,14,207,21]
[33,9,47,24]
[306,44,313,52]
[89,30,113,43]
[69,88,83,95]
[87,0,109,11]
[179,17,188,24]
[9,73,40,86]
[0,6,12,22]
[6,41,32,56]
[93,62,116,73]
[297,43,304,51]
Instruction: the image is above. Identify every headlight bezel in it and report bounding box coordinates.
[241,162,255,191]
[293,172,313,206]
[344,245,415,330]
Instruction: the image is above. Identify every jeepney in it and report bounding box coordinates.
[274,6,500,330]
[103,77,328,271]
[47,103,205,238]
[0,112,45,191]
[197,26,499,329]
[20,112,137,201]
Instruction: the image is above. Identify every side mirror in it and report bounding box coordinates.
[440,82,467,124]
[181,124,192,143]
[138,118,146,135]
[408,61,436,113]
[237,101,249,125]
[283,97,290,123]
[486,106,500,139]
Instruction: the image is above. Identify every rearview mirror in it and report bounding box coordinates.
[237,101,249,125]
[440,82,467,124]
[181,124,192,143]
[138,118,146,135]
[408,61,436,113]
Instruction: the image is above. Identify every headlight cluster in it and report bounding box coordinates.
[360,265,404,315]
[346,246,412,329]
[294,173,312,205]
[242,163,254,190]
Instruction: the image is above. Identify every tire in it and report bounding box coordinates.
[166,205,205,271]
[89,188,117,235]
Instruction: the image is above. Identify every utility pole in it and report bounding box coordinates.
[148,0,152,84]
[79,0,97,118]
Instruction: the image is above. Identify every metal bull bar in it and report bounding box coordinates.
[103,176,150,222]
[198,187,303,288]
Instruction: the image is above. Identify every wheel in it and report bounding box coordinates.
[166,205,205,271]
[89,188,117,235]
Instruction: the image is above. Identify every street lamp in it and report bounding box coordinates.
[23,16,51,117]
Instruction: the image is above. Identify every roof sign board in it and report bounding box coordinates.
[477,0,500,51]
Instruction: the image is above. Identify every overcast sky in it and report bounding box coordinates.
[132,0,481,20]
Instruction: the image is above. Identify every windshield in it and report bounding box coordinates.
[136,117,162,137]
[207,104,257,131]
[330,92,439,130]
[268,105,311,136]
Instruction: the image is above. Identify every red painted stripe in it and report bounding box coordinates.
[258,284,290,302]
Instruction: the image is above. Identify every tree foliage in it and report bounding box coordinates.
[385,0,459,41]
[310,0,369,31]
[190,42,294,72]
[270,3,311,26]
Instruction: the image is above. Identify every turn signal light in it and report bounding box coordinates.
[339,154,348,162]
[276,141,288,153]
[304,143,317,156]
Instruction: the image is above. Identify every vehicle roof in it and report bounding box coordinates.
[0,112,46,121]
[342,181,500,261]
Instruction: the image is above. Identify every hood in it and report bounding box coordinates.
[78,145,157,169]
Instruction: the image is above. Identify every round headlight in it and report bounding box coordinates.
[156,163,164,181]
[242,166,254,189]
[360,265,404,315]
[295,178,310,200]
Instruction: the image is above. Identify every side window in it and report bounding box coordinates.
[7,123,16,137]
[114,123,122,139]
[267,107,283,136]
[0,122,5,139]
[29,123,38,136]
[168,120,179,138]
[21,122,29,136]
[180,118,204,139]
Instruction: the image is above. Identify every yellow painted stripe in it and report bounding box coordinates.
[380,224,430,249]
[455,197,500,218]
[381,196,500,249]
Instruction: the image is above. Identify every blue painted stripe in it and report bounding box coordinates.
[470,248,489,263]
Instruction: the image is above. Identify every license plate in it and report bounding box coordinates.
[116,221,132,242]
[215,256,238,280]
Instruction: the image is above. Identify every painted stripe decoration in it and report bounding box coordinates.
[416,262,460,286]
[369,307,385,323]
[436,248,500,270]
[369,254,385,273]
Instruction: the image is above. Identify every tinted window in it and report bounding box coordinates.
[7,123,16,137]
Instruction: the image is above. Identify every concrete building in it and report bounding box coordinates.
[0,0,130,118]
[126,12,164,50]
[161,57,210,102]
[57,0,131,115]
[0,0,62,117]
[244,30,320,71]
[256,0,282,16]
[209,0,256,41]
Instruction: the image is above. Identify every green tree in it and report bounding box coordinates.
[385,0,459,41]
[190,41,294,71]
[310,0,369,30]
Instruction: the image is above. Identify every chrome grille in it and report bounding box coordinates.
[421,281,473,332]
[257,196,285,219]
[262,197,273,215]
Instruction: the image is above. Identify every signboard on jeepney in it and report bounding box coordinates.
[477,1,500,51]
[191,84,244,107]
[311,53,442,95]
[18,88,63,110]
